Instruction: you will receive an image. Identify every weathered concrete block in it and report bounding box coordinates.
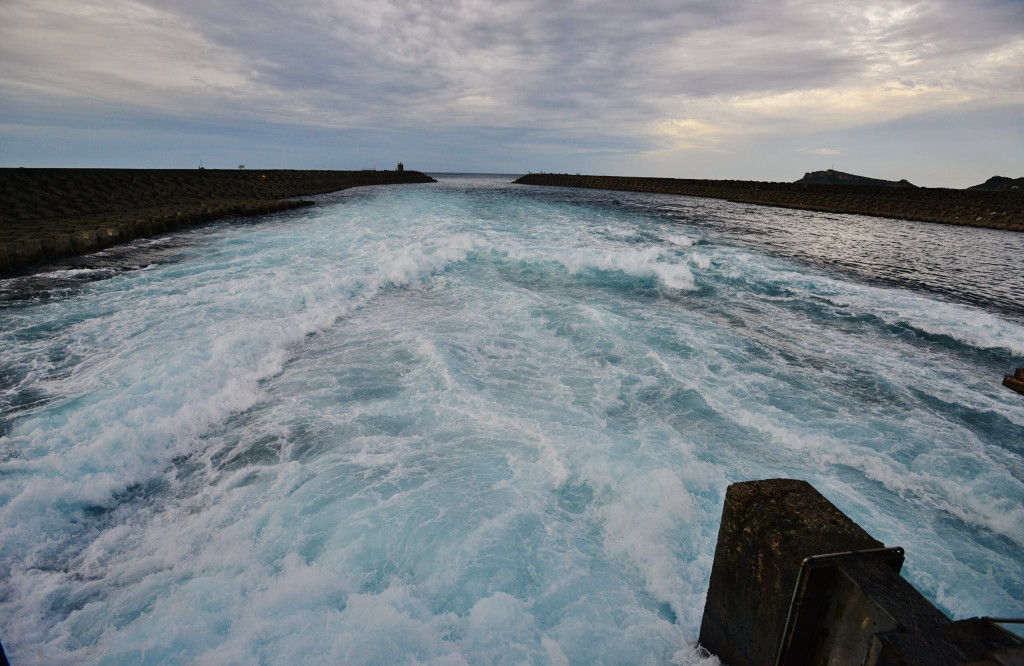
[39,237,59,258]
[53,234,73,256]
[698,479,881,666]
[5,242,29,267]
[0,244,13,272]
[699,480,1023,665]
[96,228,119,245]
[21,239,43,264]
[71,231,98,253]
[130,219,150,236]
[868,616,1024,665]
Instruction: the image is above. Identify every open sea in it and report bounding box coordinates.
[2,174,1023,664]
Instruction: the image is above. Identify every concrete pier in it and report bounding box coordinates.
[698,479,1024,665]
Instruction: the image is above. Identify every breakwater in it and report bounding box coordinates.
[0,168,435,273]
[514,173,1024,231]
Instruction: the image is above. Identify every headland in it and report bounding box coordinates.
[0,168,436,274]
[796,168,917,188]
[514,173,1024,232]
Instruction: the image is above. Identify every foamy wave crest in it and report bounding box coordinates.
[644,344,1024,549]
[595,469,694,620]
[375,233,482,288]
[733,260,1024,357]
[502,246,700,292]
[808,274,1024,356]
[662,233,694,247]
[689,254,711,270]
[736,402,1024,548]
[0,231,481,542]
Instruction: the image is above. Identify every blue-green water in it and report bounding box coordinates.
[1,174,1023,664]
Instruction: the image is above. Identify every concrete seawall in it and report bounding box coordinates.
[699,479,1024,665]
[0,168,436,274]
[514,173,1024,232]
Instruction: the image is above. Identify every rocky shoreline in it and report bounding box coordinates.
[514,173,1024,232]
[0,168,436,274]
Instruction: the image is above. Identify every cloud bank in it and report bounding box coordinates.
[1,0,1021,184]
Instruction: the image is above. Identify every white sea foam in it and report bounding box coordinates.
[663,233,694,247]
[498,244,700,291]
[760,267,1024,356]
[561,247,695,290]
[595,469,694,617]
[0,227,483,552]
[689,253,711,270]
[1,176,1022,663]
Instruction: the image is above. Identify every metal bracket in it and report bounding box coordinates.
[775,546,905,666]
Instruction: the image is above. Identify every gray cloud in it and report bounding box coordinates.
[1,0,1021,180]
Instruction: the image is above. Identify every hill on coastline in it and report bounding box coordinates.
[968,175,1024,191]
[795,169,916,188]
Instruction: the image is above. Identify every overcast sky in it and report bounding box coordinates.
[1,0,1021,186]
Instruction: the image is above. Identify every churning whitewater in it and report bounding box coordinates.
[1,175,1023,664]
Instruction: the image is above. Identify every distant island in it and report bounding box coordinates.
[795,169,916,188]
[795,169,1024,192]
[515,172,1023,232]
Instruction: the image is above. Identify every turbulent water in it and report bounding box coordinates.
[1,174,1023,664]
